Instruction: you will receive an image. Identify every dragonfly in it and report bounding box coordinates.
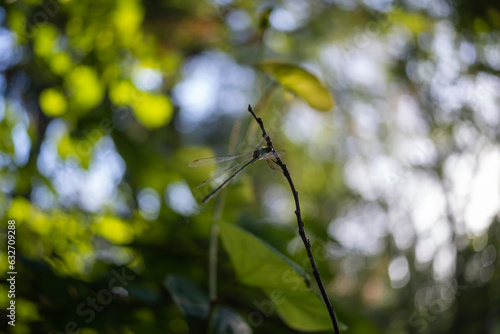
[189,141,284,203]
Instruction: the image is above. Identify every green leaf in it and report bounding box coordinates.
[132,93,173,129]
[220,222,341,332]
[208,306,253,334]
[39,87,67,117]
[259,61,334,111]
[164,275,209,319]
[262,289,333,331]
[67,65,104,113]
[219,222,310,291]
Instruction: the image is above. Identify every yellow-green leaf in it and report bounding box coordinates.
[39,87,67,117]
[113,0,144,37]
[259,61,334,111]
[263,289,334,331]
[93,216,134,244]
[33,24,59,58]
[109,80,136,106]
[219,222,342,332]
[67,66,104,112]
[50,53,73,75]
[132,93,173,129]
[219,222,310,291]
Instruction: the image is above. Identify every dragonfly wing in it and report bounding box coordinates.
[189,152,252,167]
[202,157,258,203]
[253,134,268,150]
[197,157,254,188]
[259,150,285,160]
[274,150,285,158]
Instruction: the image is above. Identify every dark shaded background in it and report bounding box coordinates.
[1,0,500,333]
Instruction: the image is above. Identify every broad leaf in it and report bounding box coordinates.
[164,274,209,319]
[219,222,339,332]
[219,222,310,291]
[209,306,253,334]
[263,289,334,331]
[259,61,334,111]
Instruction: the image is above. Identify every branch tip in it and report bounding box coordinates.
[248,105,341,334]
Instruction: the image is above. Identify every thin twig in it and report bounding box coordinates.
[248,104,341,334]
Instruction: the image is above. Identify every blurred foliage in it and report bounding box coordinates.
[1,0,500,333]
[259,61,334,111]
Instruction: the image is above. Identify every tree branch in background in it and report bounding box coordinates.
[248,104,341,334]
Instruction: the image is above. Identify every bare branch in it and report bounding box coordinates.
[248,104,341,334]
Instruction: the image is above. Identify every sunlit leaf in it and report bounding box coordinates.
[39,87,67,117]
[208,306,252,334]
[113,0,144,37]
[219,222,310,291]
[67,66,104,113]
[132,93,173,128]
[7,196,32,224]
[33,24,59,57]
[93,215,134,244]
[389,8,430,33]
[109,80,136,106]
[259,61,334,111]
[50,53,73,75]
[30,207,51,236]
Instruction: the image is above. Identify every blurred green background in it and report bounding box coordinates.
[0,0,500,333]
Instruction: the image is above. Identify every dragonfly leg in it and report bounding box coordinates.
[266,159,283,172]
